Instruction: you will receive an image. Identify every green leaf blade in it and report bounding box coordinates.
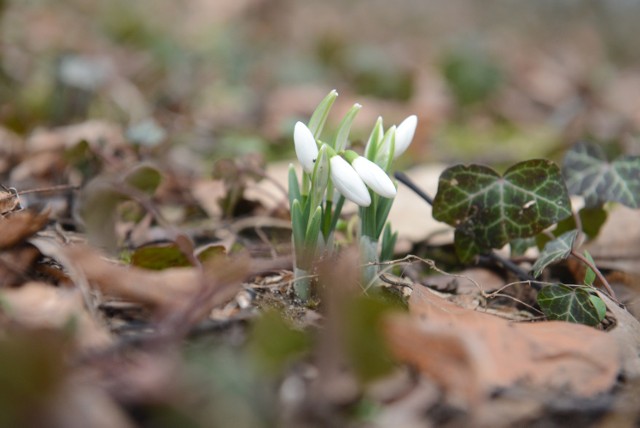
[433,160,571,255]
[532,229,578,278]
[537,284,603,326]
[563,142,640,208]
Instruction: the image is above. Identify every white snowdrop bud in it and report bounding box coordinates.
[293,121,319,173]
[394,115,417,158]
[330,156,371,207]
[352,156,397,198]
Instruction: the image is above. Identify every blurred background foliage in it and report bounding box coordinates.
[1,0,640,169]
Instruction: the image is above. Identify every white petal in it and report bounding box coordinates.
[294,122,319,173]
[394,115,417,158]
[352,157,397,198]
[330,156,371,207]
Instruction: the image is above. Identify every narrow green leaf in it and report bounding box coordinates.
[563,142,640,208]
[308,90,338,139]
[375,196,395,239]
[537,284,603,326]
[333,103,361,152]
[380,223,398,262]
[374,126,396,169]
[433,159,572,255]
[287,164,300,210]
[329,194,345,234]
[364,117,384,161]
[304,206,322,256]
[309,145,330,210]
[532,229,578,278]
[291,199,305,253]
[583,250,596,286]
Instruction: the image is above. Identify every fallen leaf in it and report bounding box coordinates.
[0,281,112,349]
[31,238,248,322]
[384,287,620,406]
[0,245,41,287]
[27,120,126,152]
[597,291,640,379]
[0,186,22,215]
[0,209,49,249]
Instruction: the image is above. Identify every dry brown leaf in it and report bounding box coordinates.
[597,291,640,379]
[384,287,620,406]
[0,281,112,349]
[0,187,21,215]
[0,209,49,248]
[586,205,640,275]
[191,178,226,219]
[27,120,125,152]
[0,245,41,287]
[31,239,249,323]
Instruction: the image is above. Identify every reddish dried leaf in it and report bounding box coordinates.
[0,210,49,249]
[384,287,620,405]
[0,188,21,215]
[0,245,41,287]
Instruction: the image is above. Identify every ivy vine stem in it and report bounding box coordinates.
[569,250,616,298]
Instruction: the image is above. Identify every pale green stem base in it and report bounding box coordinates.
[360,235,379,287]
[293,266,311,301]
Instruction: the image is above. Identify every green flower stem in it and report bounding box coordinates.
[360,193,381,285]
[360,234,379,287]
[293,267,312,301]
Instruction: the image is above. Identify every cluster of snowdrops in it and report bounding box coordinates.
[289,90,416,299]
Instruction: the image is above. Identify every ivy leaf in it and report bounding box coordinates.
[433,160,571,262]
[537,284,604,326]
[583,250,596,286]
[589,295,607,322]
[536,205,607,249]
[532,229,578,278]
[563,142,640,208]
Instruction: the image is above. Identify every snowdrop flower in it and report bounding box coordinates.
[393,115,417,158]
[294,121,319,173]
[352,155,397,198]
[330,156,371,207]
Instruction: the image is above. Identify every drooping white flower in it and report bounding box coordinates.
[393,115,417,158]
[352,156,396,198]
[294,121,319,173]
[330,156,371,207]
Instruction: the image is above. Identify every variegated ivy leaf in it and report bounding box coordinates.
[537,284,606,326]
[531,229,578,278]
[433,160,572,262]
[563,142,640,208]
